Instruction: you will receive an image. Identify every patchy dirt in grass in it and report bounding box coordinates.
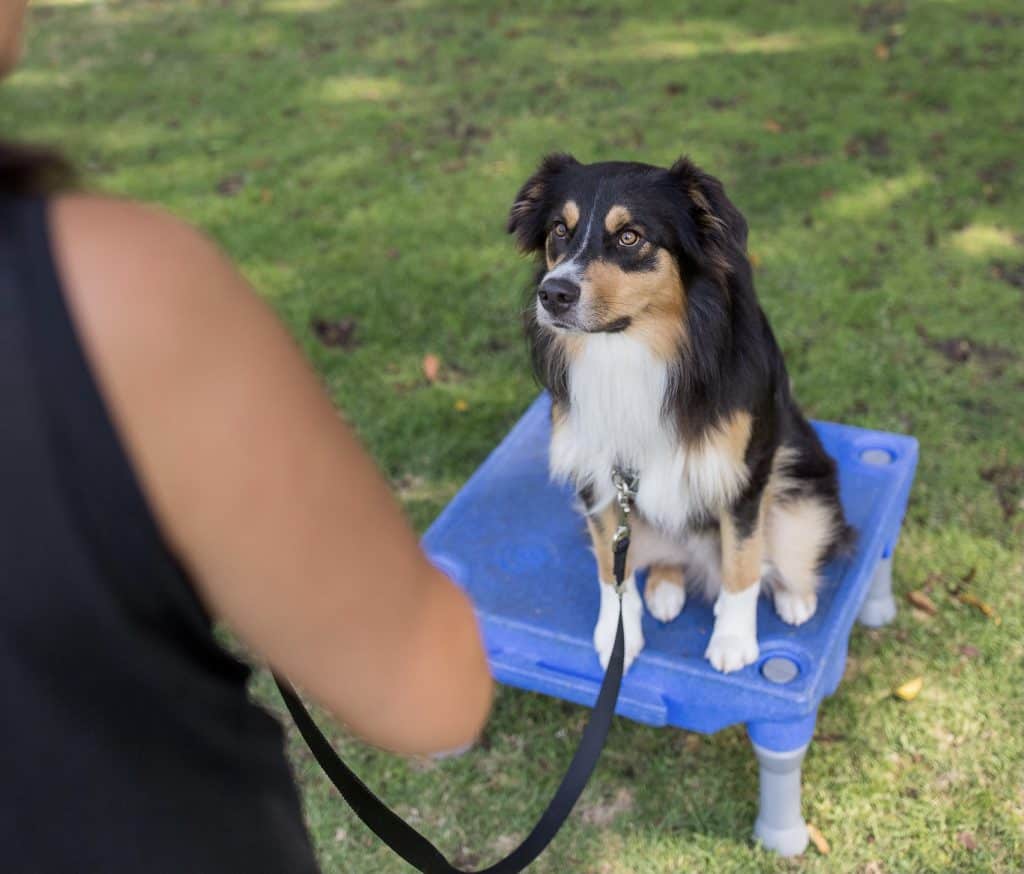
[915,324,1016,373]
[845,132,891,159]
[578,787,634,827]
[858,0,906,32]
[991,261,1024,293]
[215,173,245,196]
[980,463,1024,520]
[311,316,358,350]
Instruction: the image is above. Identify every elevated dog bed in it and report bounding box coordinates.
[423,393,918,856]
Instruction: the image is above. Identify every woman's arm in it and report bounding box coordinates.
[50,194,493,755]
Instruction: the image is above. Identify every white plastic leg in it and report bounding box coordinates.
[752,742,809,857]
[858,555,897,627]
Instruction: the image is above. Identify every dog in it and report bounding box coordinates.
[508,153,854,674]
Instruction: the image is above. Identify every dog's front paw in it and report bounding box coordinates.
[774,590,818,626]
[594,576,645,673]
[645,578,686,623]
[706,584,761,673]
[704,632,759,673]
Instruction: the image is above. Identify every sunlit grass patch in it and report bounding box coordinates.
[951,223,1022,256]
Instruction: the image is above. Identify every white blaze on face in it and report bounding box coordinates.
[541,255,583,286]
[538,194,609,328]
[541,189,603,290]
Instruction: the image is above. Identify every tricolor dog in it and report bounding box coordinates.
[508,154,854,674]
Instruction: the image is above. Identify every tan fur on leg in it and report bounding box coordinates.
[720,506,765,594]
[705,505,765,672]
[766,497,834,625]
[585,504,635,585]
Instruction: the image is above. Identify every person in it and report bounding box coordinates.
[0,5,493,872]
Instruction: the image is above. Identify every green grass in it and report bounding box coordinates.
[8,1,1024,871]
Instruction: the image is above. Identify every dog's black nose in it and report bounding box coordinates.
[538,278,581,317]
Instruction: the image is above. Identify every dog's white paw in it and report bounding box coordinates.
[594,575,645,673]
[704,633,759,673]
[645,579,686,623]
[774,590,818,626]
[706,583,760,673]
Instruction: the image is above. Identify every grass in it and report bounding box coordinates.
[7,1,1024,871]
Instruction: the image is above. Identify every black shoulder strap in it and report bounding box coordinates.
[275,601,624,874]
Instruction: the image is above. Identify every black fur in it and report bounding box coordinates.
[510,153,854,562]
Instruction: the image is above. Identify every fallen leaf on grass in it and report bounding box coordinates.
[311,316,358,350]
[956,830,978,851]
[894,676,923,701]
[874,43,891,60]
[422,354,441,382]
[806,822,831,854]
[956,592,1001,625]
[763,118,783,134]
[453,399,469,412]
[907,590,937,615]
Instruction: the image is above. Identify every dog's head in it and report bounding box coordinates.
[508,153,750,359]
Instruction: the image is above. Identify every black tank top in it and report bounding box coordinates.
[0,196,321,873]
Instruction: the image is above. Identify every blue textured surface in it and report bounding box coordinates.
[423,394,918,752]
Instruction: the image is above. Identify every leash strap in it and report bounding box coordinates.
[277,470,636,873]
[274,605,623,874]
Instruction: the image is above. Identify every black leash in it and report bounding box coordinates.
[275,469,638,874]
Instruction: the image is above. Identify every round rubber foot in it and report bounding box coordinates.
[754,817,809,857]
[858,595,897,627]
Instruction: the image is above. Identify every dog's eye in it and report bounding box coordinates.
[618,229,641,247]
[552,221,569,239]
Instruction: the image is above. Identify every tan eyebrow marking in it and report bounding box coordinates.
[562,200,580,231]
[604,205,633,233]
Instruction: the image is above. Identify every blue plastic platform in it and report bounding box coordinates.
[424,394,918,757]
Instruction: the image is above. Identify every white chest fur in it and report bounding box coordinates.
[549,333,748,533]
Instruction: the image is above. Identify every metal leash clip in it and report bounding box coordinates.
[610,467,638,595]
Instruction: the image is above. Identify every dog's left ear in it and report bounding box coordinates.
[507,152,579,252]
[669,156,749,279]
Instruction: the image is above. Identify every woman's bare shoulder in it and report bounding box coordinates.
[50,193,244,310]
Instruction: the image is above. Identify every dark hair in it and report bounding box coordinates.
[0,142,76,195]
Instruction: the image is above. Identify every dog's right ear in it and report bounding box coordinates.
[507,152,579,252]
